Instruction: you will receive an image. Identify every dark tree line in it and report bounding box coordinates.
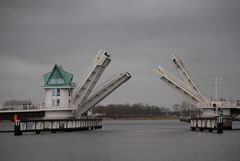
[93,101,198,118]
[93,103,172,118]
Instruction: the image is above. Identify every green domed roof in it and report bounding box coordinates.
[43,64,73,87]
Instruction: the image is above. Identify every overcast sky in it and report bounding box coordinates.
[0,0,240,108]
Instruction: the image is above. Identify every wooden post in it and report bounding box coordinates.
[14,120,22,136]
[217,117,223,133]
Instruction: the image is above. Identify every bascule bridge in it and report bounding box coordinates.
[153,54,240,129]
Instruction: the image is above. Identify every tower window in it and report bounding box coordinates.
[52,89,60,96]
[57,99,60,106]
[48,78,64,85]
[52,89,56,96]
[57,89,60,96]
[52,99,55,106]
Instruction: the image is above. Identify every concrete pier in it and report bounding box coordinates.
[14,118,102,135]
[190,117,223,133]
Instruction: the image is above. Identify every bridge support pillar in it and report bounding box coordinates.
[14,120,22,136]
[223,117,232,130]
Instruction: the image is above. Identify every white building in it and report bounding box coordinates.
[42,64,76,118]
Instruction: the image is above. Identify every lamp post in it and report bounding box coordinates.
[211,77,222,101]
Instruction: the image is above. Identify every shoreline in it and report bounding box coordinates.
[102,115,179,120]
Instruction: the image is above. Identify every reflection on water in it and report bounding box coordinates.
[0,120,240,161]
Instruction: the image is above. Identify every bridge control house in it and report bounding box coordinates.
[42,64,76,118]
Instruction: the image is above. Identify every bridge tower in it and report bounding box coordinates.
[42,64,75,118]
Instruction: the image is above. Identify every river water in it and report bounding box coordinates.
[0,120,239,161]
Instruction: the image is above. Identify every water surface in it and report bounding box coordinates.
[0,120,239,161]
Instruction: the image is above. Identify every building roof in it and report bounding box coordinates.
[43,64,73,87]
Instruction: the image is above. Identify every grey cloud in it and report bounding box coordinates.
[0,0,240,106]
